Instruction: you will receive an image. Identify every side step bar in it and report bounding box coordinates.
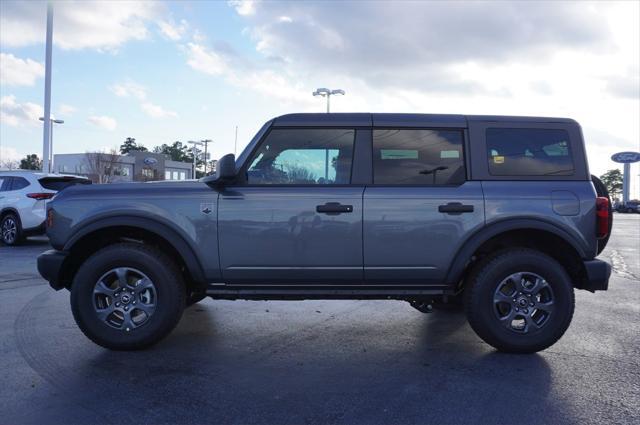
[205,285,457,301]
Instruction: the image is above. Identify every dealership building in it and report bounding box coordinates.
[53,151,193,183]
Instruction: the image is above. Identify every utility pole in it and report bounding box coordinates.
[312,88,345,113]
[42,3,54,173]
[187,141,203,179]
[200,139,212,174]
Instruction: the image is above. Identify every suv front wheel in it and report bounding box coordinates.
[465,249,575,354]
[70,243,186,350]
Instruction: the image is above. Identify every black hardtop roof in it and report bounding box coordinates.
[272,113,577,128]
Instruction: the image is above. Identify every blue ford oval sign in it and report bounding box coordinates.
[611,151,640,163]
[143,157,158,166]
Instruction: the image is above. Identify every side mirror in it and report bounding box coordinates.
[202,153,235,186]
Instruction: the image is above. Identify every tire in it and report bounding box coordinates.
[1,213,23,246]
[70,243,186,350]
[464,249,575,354]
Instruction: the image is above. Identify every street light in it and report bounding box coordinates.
[312,88,345,113]
[39,117,64,173]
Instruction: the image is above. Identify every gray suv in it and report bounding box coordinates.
[37,113,612,353]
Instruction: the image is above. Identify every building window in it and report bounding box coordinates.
[165,171,171,180]
[179,172,186,180]
[142,168,155,179]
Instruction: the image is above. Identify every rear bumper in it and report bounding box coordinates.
[581,259,611,292]
[37,249,68,290]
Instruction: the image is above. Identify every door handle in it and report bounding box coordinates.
[316,202,353,215]
[438,202,474,215]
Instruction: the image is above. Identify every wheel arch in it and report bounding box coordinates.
[446,218,589,289]
[1,207,21,222]
[60,216,206,290]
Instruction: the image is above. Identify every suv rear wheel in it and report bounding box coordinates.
[70,243,186,350]
[1,213,22,246]
[465,249,574,354]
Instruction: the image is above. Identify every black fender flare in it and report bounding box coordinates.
[444,218,588,285]
[63,215,206,284]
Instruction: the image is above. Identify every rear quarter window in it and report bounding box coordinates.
[10,177,30,190]
[486,128,574,176]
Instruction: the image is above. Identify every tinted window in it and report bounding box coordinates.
[0,177,8,192]
[10,177,29,190]
[247,128,355,185]
[39,177,90,191]
[373,129,465,185]
[486,128,574,176]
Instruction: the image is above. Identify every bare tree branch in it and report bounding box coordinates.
[83,149,121,183]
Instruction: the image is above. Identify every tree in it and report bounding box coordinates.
[599,169,623,198]
[84,149,121,183]
[119,137,147,154]
[0,159,20,170]
[19,154,42,170]
[153,141,189,162]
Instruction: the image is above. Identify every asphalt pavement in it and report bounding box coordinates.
[0,214,638,425]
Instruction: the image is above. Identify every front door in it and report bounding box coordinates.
[218,128,364,284]
[363,128,485,284]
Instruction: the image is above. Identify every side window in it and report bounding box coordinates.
[10,177,29,191]
[486,128,574,176]
[246,128,355,185]
[0,177,8,192]
[372,129,465,185]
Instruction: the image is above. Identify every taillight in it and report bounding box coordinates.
[595,196,609,239]
[46,208,54,228]
[26,192,55,200]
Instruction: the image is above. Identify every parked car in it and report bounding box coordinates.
[614,200,640,213]
[0,170,90,245]
[37,113,612,353]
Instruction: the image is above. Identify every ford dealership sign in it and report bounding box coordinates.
[143,157,158,166]
[611,151,640,164]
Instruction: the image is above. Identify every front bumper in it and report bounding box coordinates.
[37,249,68,290]
[581,259,612,292]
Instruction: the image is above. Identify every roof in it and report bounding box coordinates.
[0,170,88,179]
[272,113,577,127]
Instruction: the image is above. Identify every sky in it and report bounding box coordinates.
[0,0,639,196]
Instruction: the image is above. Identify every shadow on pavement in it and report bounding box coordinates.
[12,295,567,425]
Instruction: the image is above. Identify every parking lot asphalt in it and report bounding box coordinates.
[0,215,638,425]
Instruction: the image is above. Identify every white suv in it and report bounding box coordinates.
[0,171,89,245]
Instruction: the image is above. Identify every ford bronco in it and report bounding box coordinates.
[37,113,612,353]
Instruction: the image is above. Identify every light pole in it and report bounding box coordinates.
[42,3,54,174]
[187,141,203,179]
[312,88,345,113]
[39,117,63,172]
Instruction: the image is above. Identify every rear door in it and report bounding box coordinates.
[364,119,485,285]
[218,127,368,284]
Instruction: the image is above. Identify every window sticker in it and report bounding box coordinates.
[440,150,460,159]
[493,156,505,164]
[380,149,419,160]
